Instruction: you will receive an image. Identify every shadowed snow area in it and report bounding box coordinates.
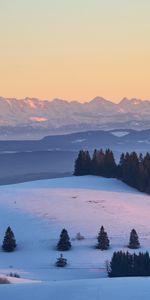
[1,278,150,300]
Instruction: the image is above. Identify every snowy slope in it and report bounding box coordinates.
[1,277,150,300]
[0,176,150,299]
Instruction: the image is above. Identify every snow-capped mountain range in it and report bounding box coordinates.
[1,96,150,139]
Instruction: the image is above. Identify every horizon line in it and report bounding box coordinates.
[0,95,150,104]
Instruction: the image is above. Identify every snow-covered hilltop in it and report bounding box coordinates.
[1,96,150,138]
[0,175,150,297]
[0,176,150,299]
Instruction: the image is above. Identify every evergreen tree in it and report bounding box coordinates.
[97,226,110,250]
[128,229,140,249]
[137,163,148,192]
[55,253,67,267]
[91,149,99,175]
[108,251,132,277]
[103,149,117,177]
[74,150,84,176]
[128,152,139,188]
[74,150,91,176]
[57,229,71,251]
[91,149,105,176]
[117,153,125,178]
[2,227,16,252]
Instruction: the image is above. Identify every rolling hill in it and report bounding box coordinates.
[0,176,150,299]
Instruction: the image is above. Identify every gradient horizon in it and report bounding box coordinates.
[0,0,150,103]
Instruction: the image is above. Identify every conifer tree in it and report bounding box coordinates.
[2,227,16,252]
[103,149,117,177]
[117,153,125,178]
[128,229,140,249]
[97,226,110,250]
[108,251,132,277]
[91,149,105,176]
[57,229,71,251]
[55,253,67,267]
[74,150,91,176]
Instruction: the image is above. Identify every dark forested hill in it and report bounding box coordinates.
[0,129,150,153]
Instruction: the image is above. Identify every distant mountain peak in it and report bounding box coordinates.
[90,96,111,104]
[119,97,148,105]
[52,98,68,104]
[119,97,130,103]
[0,96,150,139]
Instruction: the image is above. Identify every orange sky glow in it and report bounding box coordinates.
[0,0,150,103]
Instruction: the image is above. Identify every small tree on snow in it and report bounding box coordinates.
[128,229,140,249]
[76,232,84,240]
[55,254,67,267]
[57,229,71,251]
[2,227,16,252]
[97,226,110,250]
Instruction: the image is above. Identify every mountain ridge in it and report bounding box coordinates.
[0,96,150,139]
[1,95,150,104]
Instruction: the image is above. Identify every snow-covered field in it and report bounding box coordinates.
[1,277,150,300]
[0,175,150,299]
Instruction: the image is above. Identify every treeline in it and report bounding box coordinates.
[74,149,150,193]
[108,251,150,277]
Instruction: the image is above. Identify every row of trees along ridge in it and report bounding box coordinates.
[74,149,150,193]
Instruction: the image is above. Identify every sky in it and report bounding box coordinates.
[0,0,150,103]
